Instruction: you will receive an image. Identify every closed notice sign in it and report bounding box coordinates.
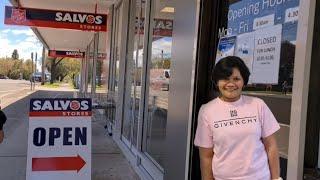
[26,98,92,180]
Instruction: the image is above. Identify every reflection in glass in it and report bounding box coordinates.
[114,8,121,94]
[106,6,122,133]
[122,0,145,147]
[144,0,174,168]
[220,0,299,96]
[93,32,109,110]
[95,54,108,92]
[87,41,94,93]
[96,32,108,95]
[219,0,300,178]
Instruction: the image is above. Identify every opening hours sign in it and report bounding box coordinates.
[27,98,92,180]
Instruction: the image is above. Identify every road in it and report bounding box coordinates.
[0,79,31,96]
[0,79,34,108]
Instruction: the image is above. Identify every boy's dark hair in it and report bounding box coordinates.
[213,56,250,85]
[0,110,7,130]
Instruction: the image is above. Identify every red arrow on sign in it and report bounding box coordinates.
[32,154,86,172]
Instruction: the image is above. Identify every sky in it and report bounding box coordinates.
[0,0,42,61]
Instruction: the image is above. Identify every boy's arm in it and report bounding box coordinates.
[0,110,6,143]
[0,110,7,130]
[0,130,3,143]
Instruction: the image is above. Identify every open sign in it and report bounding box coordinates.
[27,98,92,180]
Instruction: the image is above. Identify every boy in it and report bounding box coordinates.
[0,109,6,143]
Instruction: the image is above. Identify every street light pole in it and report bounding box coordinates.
[34,52,37,90]
[35,52,37,73]
[41,47,45,85]
[31,52,34,90]
[161,50,164,68]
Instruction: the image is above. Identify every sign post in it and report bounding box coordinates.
[27,98,92,180]
[31,52,34,91]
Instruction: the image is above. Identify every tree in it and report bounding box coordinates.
[45,57,80,84]
[0,57,34,79]
[22,59,34,80]
[162,59,171,69]
[55,58,80,82]
[62,58,81,83]
[0,58,13,76]
[96,60,103,86]
[11,49,19,60]
[45,57,65,84]
[8,60,22,79]
[152,58,171,69]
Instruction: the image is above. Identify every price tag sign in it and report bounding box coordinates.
[285,7,299,23]
[253,14,275,30]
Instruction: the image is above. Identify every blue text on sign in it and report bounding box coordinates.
[33,127,87,146]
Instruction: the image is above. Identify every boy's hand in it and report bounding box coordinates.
[0,130,4,143]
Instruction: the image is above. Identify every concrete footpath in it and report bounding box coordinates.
[0,89,139,180]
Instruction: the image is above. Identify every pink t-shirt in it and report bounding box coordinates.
[194,95,280,180]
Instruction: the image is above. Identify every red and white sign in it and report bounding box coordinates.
[27,98,92,180]
[11,8,27,23]
[88,52,107,60]
[135,17,173,37]
[48,50,85,58]
[5,6,107,32]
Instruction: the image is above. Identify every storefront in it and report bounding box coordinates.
[101,0,320,179]
[18,0,316,179]
[8,0,318,178]
[7,0,318,178]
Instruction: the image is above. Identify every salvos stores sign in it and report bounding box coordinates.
[4,6,107,31]
[27,98,92,180]
[49,50,85,58]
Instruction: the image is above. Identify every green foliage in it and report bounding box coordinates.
[96,60,103,86]
[45,57,80,84]
[71,79,77,89]
[22,59,34,79]
[162,59,171,69]
[0,58,13,76]
[0,57,34,79]
[152,58,171,69]
[8,60,22,79]
[43,82,60,88]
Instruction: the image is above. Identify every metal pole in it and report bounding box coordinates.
[41,47,45,85]
[35,52,37,73]
[31,52,34,90]
[84,45,89,96]
[34,52,37,90]
[92,33,99,94]
[161,49,164,68]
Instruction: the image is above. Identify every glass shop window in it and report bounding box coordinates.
[216,0,300,177]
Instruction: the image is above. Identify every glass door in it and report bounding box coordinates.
[87,41,94,94]
[121,0,145,151]
[142,0,175,171]
[109,1,123,94]
[106,2,122,134]
[191,0,300,179]
[113,6,121,94]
